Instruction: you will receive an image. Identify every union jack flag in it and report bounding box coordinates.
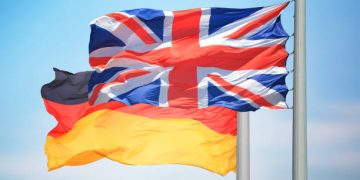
[88,2,290,111]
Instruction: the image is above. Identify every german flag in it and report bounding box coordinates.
[41,68,237,175]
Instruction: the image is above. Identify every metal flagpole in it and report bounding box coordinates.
[237,112,250,180]
[293,0,307,180]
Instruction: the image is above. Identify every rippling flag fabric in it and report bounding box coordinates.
[42,2,290,176]
[88,2,290,111]
[41,68,237,175]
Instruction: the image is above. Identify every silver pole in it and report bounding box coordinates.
[293,0,307,180]
[237,112,250,180]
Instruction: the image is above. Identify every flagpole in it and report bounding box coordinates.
[293,0,307,180]
[237,112,250,180]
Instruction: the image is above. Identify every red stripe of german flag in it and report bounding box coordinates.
[41,68,237,175]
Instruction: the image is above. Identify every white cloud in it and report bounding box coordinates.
[248,102,360,180]
[308,103,360,175]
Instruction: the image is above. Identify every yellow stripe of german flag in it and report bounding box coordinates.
[46,109,237,176]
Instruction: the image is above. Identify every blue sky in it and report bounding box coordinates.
[0,0,359,179]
